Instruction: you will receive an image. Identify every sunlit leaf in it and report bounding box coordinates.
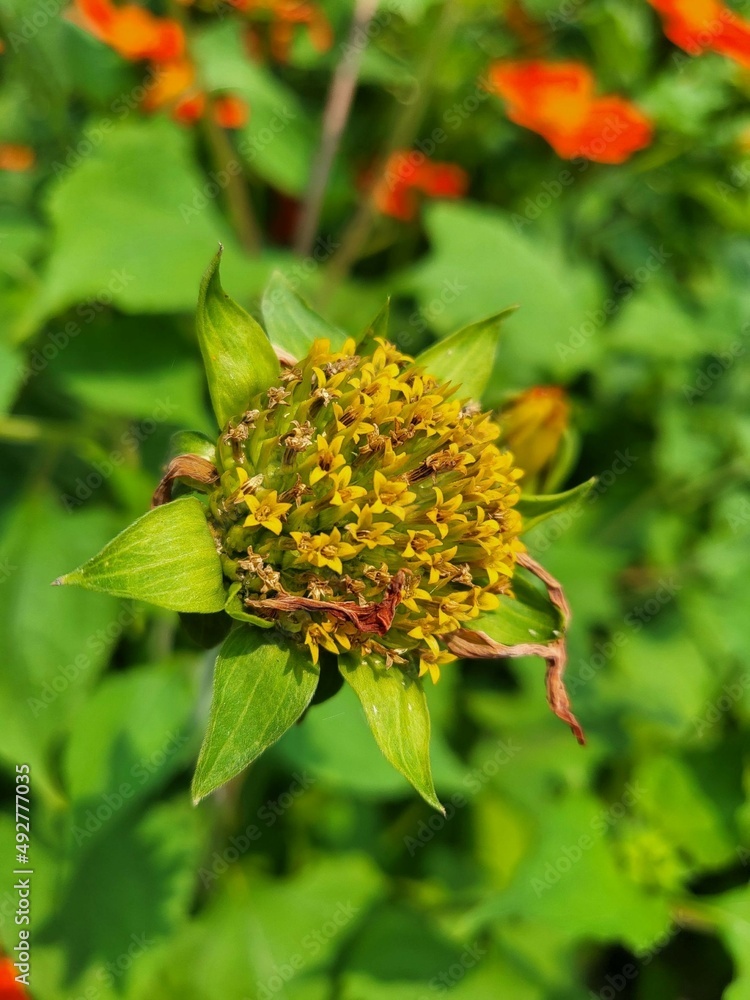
[339,655,442,812]
[192,626,319,802]
[56,497,226,613]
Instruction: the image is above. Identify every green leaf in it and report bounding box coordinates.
[64,662,196,840]
[192,626,319,802]
[633,754,735,870]
[275,681,466,798]
[197,248,279,428]
[0,493,120,798]
[0,340,22,415]
[709,885,750,1000]
[193,21,318,196]
[466,792,672,952]
[129,855,383,996]
[223,582,275,627]
[16,117,274,336]
[473,573,564,646]
[55,497,226,613]
[48,313,210,431]
[48,798,202,981]
[517,477,597,532]
[402,201,602,391]
[415,310,515,401]
[339,655,443,812]
[262,270,347,360]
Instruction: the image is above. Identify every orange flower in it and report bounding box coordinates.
[213,94,249,129]
[0,957,27,999]
[500,386,570,484]
[0,144,35,171]
[173,91,206,124]
[374,150,468,222]
[648,0,750,66]
[142,60,248,129]
[73,0,184,62]
[241,0,332,63]
[142,57,196,111]
[489,60,653,164]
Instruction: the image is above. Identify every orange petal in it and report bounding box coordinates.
[213,94,250,129]
[74,0,117,38]
[75,0,184,62]
[647,0,750,66]
[0,957,28,998]
[648,0,725,47]
[142,57,195,110]
[489,59,652,164]
[148,19,185,61]
[307,12,333,51]
[379,184,417,221]
[415,162,468,198]
[573,96,653,164]
[172,91,206,124]
[489,59,594,135]
[0,144,35,171]
[270,19,294,62]
[712,15,750,67]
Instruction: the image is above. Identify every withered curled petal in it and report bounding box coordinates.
[446,629,584,745]
[446,552,585,745]
[152,454,219,508]
[516,551,571,620]
[245,570,407,636]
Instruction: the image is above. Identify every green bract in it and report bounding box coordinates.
[57,250,590,810]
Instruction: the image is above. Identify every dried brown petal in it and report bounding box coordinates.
[245,570,407,635]
[446,553,584,745]
[152,455,219,508]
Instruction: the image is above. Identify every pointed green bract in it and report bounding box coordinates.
[197,248,279,427]
[357,298,390,352]
[192,626,319,802]
[517,477,597,532]
[169,430,217,463]
[339,654,443,813]
[55,497,226,612]
[261,270,347,359]
[415,308,516,401]
[473,573,564,647]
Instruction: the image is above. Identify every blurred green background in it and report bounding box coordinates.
[2,0,750,997]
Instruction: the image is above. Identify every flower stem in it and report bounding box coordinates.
[321,0,460,295]
[201,109,262,255]
[293,0,380,257]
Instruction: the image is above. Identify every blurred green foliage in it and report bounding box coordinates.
[1,0,750,997]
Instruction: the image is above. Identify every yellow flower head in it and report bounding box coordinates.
[208,336,525,683]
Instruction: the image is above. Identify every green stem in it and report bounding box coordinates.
[321,0,461,296]
[293,0,380,257]
[200,109,263,255]
[171,0,262,255]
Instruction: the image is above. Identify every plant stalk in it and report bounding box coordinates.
[293,0,380,257]
[321,0,460,294]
